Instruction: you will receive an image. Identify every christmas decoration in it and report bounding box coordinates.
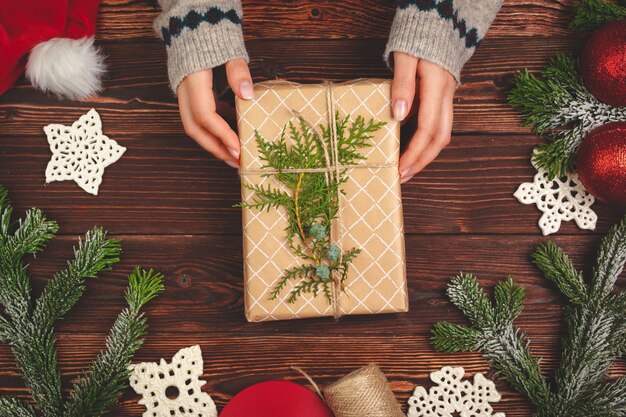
[576,122,626,206]
[407,366,504,417]
[129,345,217,417]
[220,381,333,417]
[236,79,407,322]
[0,0,105,99]
[238,114,384,305]
[44,109,126,195]
[0,185,164,417]
[581,19,626,107]
[508,54,626,179]
[431,216,626,417]
[514,160,597,235]
[570,0,626,32]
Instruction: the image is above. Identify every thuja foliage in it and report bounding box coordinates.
[570,0,626,31]
[508,54,626,179]
[432,216,626,417]
[238,114,384,303]
[0,185,164,417]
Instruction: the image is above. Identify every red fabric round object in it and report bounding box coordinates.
[220,380,334,417]
[0,0,101,95]
[576,122,626,206]
[581,19,626,107]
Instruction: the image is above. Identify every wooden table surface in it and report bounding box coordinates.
[1,1,625,416]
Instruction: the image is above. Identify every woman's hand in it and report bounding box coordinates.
[177,59,253,168]
[391,52,457,183]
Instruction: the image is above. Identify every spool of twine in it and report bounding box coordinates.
[322,364,404,417]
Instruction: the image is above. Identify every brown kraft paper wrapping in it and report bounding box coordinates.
[236,79,407,322]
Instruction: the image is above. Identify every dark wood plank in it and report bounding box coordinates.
[0,37,585,137]
[8,233,619,337]
[1,133,621,236]
[96,0,578,41]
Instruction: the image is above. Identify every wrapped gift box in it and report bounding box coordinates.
[236,79,407,322]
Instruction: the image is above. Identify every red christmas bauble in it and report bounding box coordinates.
[576,122,626,206]
[220,380,334,417]
[581,19,626,107]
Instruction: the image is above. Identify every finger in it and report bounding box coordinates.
[391,51,418,121]
[400,84,454,183]
[185,76,241,159]
[226,59,254,100]
[398,73,445,178]
[179,91,239,167]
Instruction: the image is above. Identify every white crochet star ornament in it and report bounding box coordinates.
[407,366,505,417]
[44,108,125,195]
[129,345,217,417]
[514,161,597,236]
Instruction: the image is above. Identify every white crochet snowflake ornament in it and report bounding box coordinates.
[129,345,217,417]
[407,366,505,417]
[44,108,125,195]
[514,161,597,236]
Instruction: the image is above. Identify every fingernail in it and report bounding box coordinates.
[400,168,410,179]
[228,147,240,160]
[240,81,254,100]
[393,100,408,121]
[226,160,239,169]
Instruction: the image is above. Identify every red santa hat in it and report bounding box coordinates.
[0,0,105,100]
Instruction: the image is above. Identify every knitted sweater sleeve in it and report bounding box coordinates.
[154,0,249,93]
[384,0,503,83]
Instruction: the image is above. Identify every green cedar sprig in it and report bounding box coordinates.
[570,0,626,32]
[238,114,384,304]
[432,216,626,416]
[0,185,164,417]
[508,54,626,179]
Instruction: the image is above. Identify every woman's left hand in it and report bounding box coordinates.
[391,51,457,183]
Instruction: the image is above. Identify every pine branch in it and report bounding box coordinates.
[591,216,626,300]
[579,377,626,417]
[0,396,36,417]
[570,0,626,31]
[494,277,525,326]
[0,185,12,240]
[33,228,121,328]
[431,322,483,352]
[63,268,164,417]
[532,241,588,304]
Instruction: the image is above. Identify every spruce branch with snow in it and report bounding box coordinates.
[432,216,626,416]
[508,54,626,179]
[0,185,164,417]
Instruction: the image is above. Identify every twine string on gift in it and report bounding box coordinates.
[239,82,397,319]
[291,364,405,417]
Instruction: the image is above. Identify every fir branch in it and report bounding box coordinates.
[0,396,36,417]
[570,0,626,32]
[33,228,121,328]
[532,241,588,304]
[0,185,12,240]
[579,377,626,417]
[508,54,626,178]
[591,216,626,300]
[494,277,525,326]
[446,273,495,328]
[431,322,483,352]
[239,114,384,304]
[7,209,58,258]
[63,268,164,417]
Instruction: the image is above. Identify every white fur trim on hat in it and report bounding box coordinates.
[26,37,106,101]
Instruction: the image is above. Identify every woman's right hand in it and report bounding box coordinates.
[177,59,253,168]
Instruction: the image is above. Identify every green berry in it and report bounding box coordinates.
[326,245,341,262]
[316,265,330,279]
[309,223,326,240]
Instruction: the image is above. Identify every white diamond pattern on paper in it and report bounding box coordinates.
[407,366,505,417]
[514,161,597,236]
[129,345,217,417]
[44,108,125,195]
[237,79,407,321]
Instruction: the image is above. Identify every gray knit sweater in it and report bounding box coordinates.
[154,0,503,92]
